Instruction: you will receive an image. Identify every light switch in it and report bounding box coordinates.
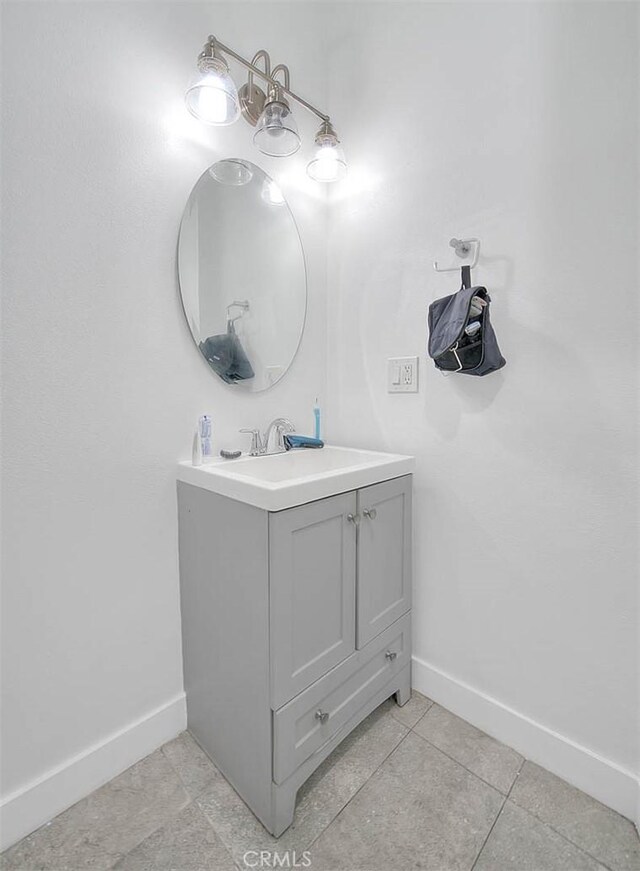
[387,356,419,393]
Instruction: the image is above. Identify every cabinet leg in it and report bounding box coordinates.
[270,781,298,838]
[395,665,412,707]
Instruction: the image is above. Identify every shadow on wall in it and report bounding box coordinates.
[446,368,506,413]
[429,322,548,435]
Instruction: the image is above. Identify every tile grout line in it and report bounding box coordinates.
[305,721,412,852]
[507,795,617,871]
[160,741,249,869]
[108,742,238,871]
[408,724,518,798]
[192,800,241,871]
[390,697,435,729]
[161,738,222,801]
[106,801,195,871]
[505,758,617,871]
[469,794,508,871]
[507,757,526,797]
[107,789,239,871]
[495,748,620,871]
[465,755,526,871]
[478,754,617,871]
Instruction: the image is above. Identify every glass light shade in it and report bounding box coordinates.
[210,159,253,186]
[307,138,347,183]
[185,62,240,125]
[253,101,301,157]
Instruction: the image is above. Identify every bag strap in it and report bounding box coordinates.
[461,265,472,289]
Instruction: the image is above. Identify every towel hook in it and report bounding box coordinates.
[433,237,480,272]
[226,300,250,325]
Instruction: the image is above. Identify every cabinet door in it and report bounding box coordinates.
[357,476,411,648]
[270,491,357,709]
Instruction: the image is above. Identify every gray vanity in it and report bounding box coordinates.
[176,153,414,836]
[177,447,414,835]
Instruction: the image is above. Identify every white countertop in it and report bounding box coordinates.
[177,445,415,511]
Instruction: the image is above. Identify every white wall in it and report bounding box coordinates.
[1,0,328,847]
[325,1,639,821]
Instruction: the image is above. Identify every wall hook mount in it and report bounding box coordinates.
[433,237,480,272]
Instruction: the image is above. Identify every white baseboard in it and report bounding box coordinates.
[412,656,639,828]
[0,693,187,852]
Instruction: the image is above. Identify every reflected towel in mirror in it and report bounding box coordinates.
[199,322,255,383]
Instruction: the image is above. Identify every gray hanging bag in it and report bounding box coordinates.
[428,268,506,376]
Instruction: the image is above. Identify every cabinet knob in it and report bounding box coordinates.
[385,650,397,661]
[315,709,329,723]
[363,507,377,520]
[346,513,360,525]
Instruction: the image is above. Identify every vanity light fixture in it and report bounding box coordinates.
[185,35,346,181]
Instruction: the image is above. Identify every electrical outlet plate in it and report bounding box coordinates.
[387,356,419,393]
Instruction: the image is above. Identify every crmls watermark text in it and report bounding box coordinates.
[242,850,312,868]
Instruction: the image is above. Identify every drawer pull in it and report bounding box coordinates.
[363,507,377,520]
[346,513,360,526]
[385,650,397,661]
[315,709,330,723]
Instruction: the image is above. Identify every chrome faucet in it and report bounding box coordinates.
[240,418,296,457]
[264,418,295,454]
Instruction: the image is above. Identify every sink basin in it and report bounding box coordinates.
[177,446,415,511]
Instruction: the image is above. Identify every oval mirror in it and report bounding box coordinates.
[178,159,307,391]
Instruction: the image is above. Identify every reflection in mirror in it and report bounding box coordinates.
[178,159,307,391]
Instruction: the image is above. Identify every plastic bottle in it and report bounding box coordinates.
[192,429,203,466]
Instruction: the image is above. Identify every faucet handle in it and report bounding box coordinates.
[239,428,264,457]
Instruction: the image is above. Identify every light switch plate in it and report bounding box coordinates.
[387,356,419,393]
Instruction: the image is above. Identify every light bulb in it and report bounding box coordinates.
[262,179,285,204]
[185,52,240,126]
[194,76,230,122]
[307,123,347,183]
[254,94,300,157]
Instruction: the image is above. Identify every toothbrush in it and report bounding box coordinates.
[313,398,321,440]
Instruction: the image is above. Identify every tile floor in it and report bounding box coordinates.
[2,693,638,871]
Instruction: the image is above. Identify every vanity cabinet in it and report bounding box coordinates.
[178,473,412,837]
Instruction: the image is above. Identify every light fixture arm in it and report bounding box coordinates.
[205,35,330,123]
[271,63,291,90]
[269,64,292,104]
[247,49,271,98]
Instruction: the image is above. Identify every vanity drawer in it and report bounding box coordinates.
[273,613,411,784]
